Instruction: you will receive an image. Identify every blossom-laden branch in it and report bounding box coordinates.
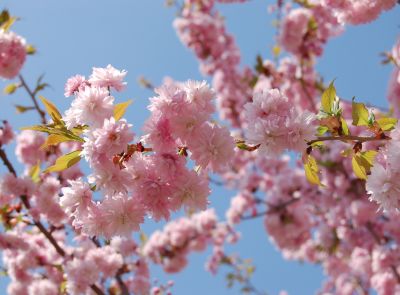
[0,148,105,295]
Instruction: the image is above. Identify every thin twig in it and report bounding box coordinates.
[242,198,300,220]
[308,135,390,145]
[18,74,46,124]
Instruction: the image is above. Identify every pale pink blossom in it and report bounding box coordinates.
[60,178,93,218]
[0,30,26,79]
[170,170,210,211]
[15,130,46,166]
[89,64,127,91]
[366,163,400,211]
[63,86,114,129]
[86,246,123,277]
[82,117,134,163]
[280,9,311,55]
[0,120,14,145]
[244,89,314,155]
[183,80,215,114]
[65,258,99,294]
[189,122,235,172]
[27,279,58,295]
[64,74,89,97]
[97,194,145,238]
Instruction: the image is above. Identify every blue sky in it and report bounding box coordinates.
[0,1,399,294]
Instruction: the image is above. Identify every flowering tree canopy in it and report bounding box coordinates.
[0,1,400,294]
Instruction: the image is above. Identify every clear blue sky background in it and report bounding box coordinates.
[0,1,398,294]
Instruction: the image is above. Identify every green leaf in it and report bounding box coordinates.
[3,83,18,95]
[40,134,75,149]
[317,126,329,136]
[272,45,281,58]
[39,96,63,123]
[0,10,10,25]
[28,162,40,183]
[15,105,35,114]
[321,81,336,114]
[26,44,36,55]
[377,117,398,131]
[139,231,148,246]
[351,151,377,180]
[352,99,370,126]
[304,155,324,186]
[43,150,81,173]
[114,100,133,121]
[340,117,350,135]
[0,16,17,31]
[360,150,377,166]
[310,141,324,148]
[21,124,84,142]
[235,141,260,151]
[60,280,67,294]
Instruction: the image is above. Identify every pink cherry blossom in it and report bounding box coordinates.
[0,29,26,79]
[366,163,400,211]
[189,122,235,172]
[0,120,14,145]
[63,86,114,129]
[89,64,127,91]
[64,74,89,97]
[244,89,315,155]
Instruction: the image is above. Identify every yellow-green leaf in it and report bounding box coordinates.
[317,126,329,136]
[114,100,133,121]
[321,81,336,114]
[377,117,398,131]
[340,117,350,135]
[310,141,324,148]
[15,105,35,114]
[272,45,281,58]
[1,16,17,31]
[139,231,148,246]
[26,44,36,55]
[351,151,377,180]
[60,280,67,294]
[352,100,370,126]
[39,96,63,123]
[40,134,75,150]
[43,150,81,173]
[352,155,368,180]
[3,83,18,95]
[360,150,377,166]
[28,162,40,183]
[304,155,324,186]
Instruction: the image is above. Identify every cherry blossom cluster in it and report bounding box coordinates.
[143,209,239,274]
[55,65,237,240]
[0,29,26,79]
[243,88,315,155]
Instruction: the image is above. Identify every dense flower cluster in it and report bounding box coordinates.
[59,66,236,238]
[243,88,315,155]
[143,209,239,273]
